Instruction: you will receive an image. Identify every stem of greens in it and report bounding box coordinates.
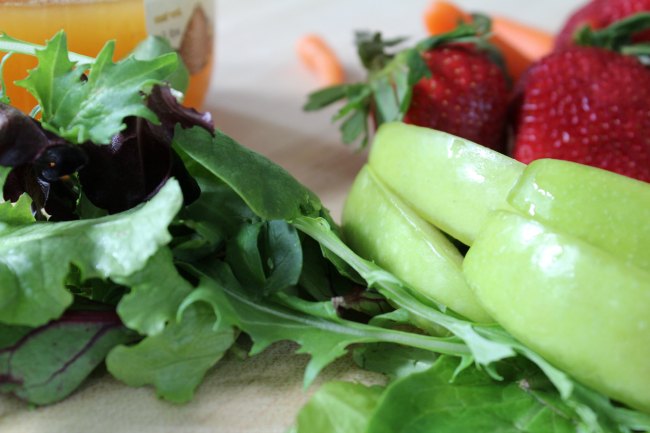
[0,33,95,64]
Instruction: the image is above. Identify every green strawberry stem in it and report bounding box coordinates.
[575,12,650,55]
[303,19,503,148]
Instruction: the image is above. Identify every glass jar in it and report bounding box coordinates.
[0,0,215,112]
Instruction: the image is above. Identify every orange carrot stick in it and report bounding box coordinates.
[423,0,472,35]
[422,1,553,81]
[296,34,345,86]
[491,16,553,61]
[489,35,535,81]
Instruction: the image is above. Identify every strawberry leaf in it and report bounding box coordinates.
[304,22,502,148]
[303,84,351,111]
[340,109,370,146]
[15,32,179,144]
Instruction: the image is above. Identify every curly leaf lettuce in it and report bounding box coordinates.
[0,179,182,327]
[13,32,179,144]
[106,303,235,404]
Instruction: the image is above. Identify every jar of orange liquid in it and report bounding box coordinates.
[0,0,215,112]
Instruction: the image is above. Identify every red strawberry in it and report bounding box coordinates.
[511,46,650,182]
[555,0,650,50]
[403,44,509,151]
[304,24,509,151]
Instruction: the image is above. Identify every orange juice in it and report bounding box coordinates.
[0,0,214,112]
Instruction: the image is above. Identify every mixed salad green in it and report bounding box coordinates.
[0,32,649,433]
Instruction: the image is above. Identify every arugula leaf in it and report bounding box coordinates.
[293,381,384,433]
[353,343,439,380]
[180,261,470,388]
[106,303,235,403]
[0,179,182,327]
[292,216,650,432]
[292,216,515,368]
[0,310,134,405]
[366,356,579,433]
[15,32,179,144]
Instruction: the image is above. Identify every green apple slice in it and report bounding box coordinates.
[342,165,492,323]
[508,159,650,272]
[368,122,525,245]
[463,211,650,412]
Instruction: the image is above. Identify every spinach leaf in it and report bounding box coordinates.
[173,126,324,220]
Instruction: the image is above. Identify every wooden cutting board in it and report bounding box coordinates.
[0,0,582,431]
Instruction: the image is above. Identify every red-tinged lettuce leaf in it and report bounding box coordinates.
[292,381,384,433]
[15,32,179,145]
[0,310,134,405]
[0,179,182,327]
[0,103,50,167]
[106,303,235,404]
[172,126,325,221]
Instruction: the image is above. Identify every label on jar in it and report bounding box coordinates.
[143,0,215,74]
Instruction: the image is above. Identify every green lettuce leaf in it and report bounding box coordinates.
[366,356,578,433]
[106,303,235,403]
[114,247,192,336]
[0,179,182,327]
[14,32,179,144]
[293,381,384,433]
[130,35,189,93]
[0,193,34,228]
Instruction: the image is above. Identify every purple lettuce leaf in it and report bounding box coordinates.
[0,85,210,219]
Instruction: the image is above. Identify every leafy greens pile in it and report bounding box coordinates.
[0,32,649,433]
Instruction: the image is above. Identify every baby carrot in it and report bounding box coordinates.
[423,1,553,81]
[491,16,553,62]
[423,0,472,35]
[296,34,345,86]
